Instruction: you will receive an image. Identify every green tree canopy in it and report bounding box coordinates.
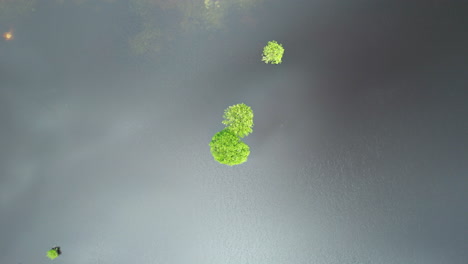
[209,129,250,166]
[46,246,61,260]
[262,40,284,64]
[222,103,254,138]
[47,249,59,260]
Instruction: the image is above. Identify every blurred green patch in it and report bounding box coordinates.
[128,25,163,57]
[48,0,266,59]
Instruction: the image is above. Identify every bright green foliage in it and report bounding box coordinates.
[262,40,284,64]
[210,103,254,166]
[209,129,250,166]
[222,103,254,138]
[47,249,59,260]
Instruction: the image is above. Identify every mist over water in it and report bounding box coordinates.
[1,1,467,264]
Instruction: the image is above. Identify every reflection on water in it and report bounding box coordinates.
[0,0,264,60]
[1,1,467,264]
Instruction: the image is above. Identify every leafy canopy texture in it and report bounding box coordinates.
[209,129,250,166]
[262,40,284,64]
[210,103,254,166]
[47,249,59,260]
[222,103,254,138]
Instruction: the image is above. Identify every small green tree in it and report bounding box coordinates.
[47,249,59,260]
[261,40,284,64]
[222,103,254,138]
[209,129,250,166]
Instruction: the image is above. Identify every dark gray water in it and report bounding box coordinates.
[1,1,467,264]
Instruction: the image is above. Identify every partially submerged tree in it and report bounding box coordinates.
[210,103,254,166]
[222,103,254,138]
[47,247,61,260]
[262,40,284,64]
[209,129,250,166]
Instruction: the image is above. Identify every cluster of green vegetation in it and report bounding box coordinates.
[209,39,285,165]
[210,103,254,166]
[208,39,286,165]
